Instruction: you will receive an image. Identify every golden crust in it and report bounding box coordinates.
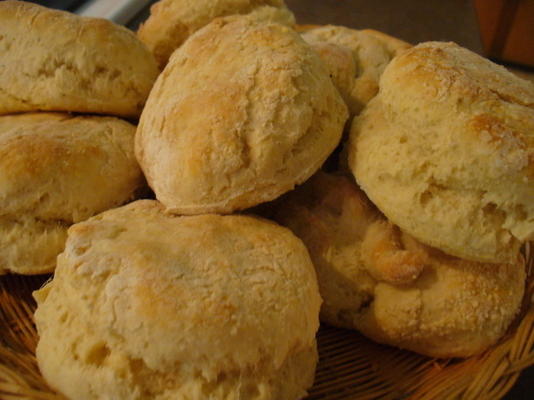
[350,41,534,263]
[306,41,356,106]
[0,216,67,275]
[0,113,144,274]
[34,200,321,399]
[0,1,158,118]
[136,16,348,215]
[137,0,295,69]
[274,172,525,358]
[302,25,411,116]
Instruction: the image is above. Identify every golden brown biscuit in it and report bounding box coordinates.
[302,25,411,116]
[0,113,143,274]
[350,41,534,263]
[274,172,525,358]
[138,0,295,68]
[306,41,356,106]
[0,1,159,118]
[136,16,348,215]
[34,200,321,399]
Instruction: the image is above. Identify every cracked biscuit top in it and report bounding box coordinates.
[274,172,525,358]
[0,113,144,274]
[34,200,321,400]
[136,15,348,215]
[350,41,534,263]
[0,1,159,118]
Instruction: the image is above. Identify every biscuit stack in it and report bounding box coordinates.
[0,0,526,399]
[0,1,161,275]
[273,38,533,358]
[29,1,333,399]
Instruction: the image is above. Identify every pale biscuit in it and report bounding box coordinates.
[302,25,411,116]
[34,200,321,399]
[350,41,534,263]
[0,113,143,274]
[306,41,356,106]
[138,0,295,68]
[136,16,348,215]
[274,172,525,358]
[0,1,159,118]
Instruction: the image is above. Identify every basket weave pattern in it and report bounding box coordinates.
[1,244,533,400]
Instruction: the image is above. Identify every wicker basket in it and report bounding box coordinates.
[0,244,532,400]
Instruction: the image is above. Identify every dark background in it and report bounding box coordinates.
[286,0,484,53]
[29,0,485,52]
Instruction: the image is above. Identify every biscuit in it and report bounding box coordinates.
[350,41,534,263]
[305,41,356,106]
[274,172,525,358]
[0,1,159,118]
[138,0,295,68]
[302,25,411,116]
[136,16,348,215]
[34,200,321,399]
[0,113,143,274]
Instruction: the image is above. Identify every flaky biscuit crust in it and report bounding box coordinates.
[302,25,411,116]
[275,172,525,358]
[350,41,534,263]
[0,1,158,117]
[0,113,143,274]
[136,16,348,215]
[34,200,320,399]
